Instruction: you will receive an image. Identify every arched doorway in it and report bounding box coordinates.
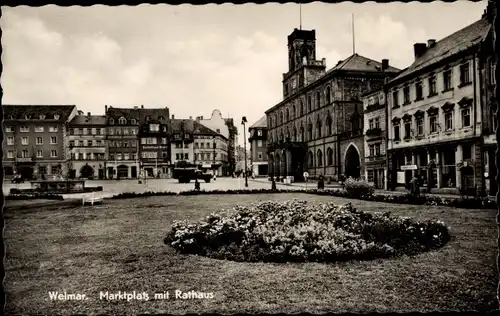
[345,145,361,179]
[80,164,94,179]
[117,165,129,179]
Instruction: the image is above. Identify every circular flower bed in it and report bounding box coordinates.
[164,200,451,263]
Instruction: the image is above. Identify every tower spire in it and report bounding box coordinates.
[352,13,356,54]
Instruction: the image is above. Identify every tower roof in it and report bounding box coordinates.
[288,28,315,45]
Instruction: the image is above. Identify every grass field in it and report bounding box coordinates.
[4,193,498,314]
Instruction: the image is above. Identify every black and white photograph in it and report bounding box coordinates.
[1,0,498,314]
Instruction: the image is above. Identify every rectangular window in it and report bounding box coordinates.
[6,126,14,133]
[375,143,381,156]
[460,62,471,85]
[369,119,374,130]
[443,69,452,90]
[445,112,453,130]
[7,136,14,145]
[415,81,423,100]
[131,140,136,147]
[150,124,160,132]
[131,129,137,135]
[392,90,399,107]
[20,126,29,132]
[79,128,84,135]
[403,86,410,104]
[123,129,129,135]
[124,153,130,160]
[207,153,211,160]
[22,150,29,158]
[428,75,437,95]
[417,118,424,135]
[394,125,400,141]
[176,153,180,160]
[430,115,438,133]
[51,150,57,158]
[367,170,374,183]
[257,140,263,147]
[108,128,114,135]
[36,137,43,145]
[375,117,380,129]
[49,126,58,132]
[369,144,375,157]
[258,152,263,160]
[21,136,29,145]
[490,61,496,85]
[50,137,57,144]
[117,153,122,160]
[7,151,14,158]
[258,130,263,136]
[35,126,44,132]
[404,121,411,139]
[91,128,97,135]
[184,153,188,160]
[96,140,102,146]
[462,108,471,127]
[36,150,43,158]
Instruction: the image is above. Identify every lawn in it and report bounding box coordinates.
[4,193,497,314]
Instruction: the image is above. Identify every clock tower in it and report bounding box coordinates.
[282,28,326,99]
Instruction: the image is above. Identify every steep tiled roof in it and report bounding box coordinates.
[326,53,400,75]
[106,106,170,124]
[3,104,76,121]
[249,115,267,129]
[169,119,224,138]
[391,17,491,83]
[70,115,107,126]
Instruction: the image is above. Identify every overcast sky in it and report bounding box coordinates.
[1,2,488,145]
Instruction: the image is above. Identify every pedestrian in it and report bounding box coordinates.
[194,178,200,191]
[317,174,325,190]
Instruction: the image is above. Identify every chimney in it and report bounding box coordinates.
[337,60,343,66]
[413,43,427,59]
[105,105,108,114]
[134,106,138,109]
[87,112,91,117]
[427,39,436,48]
[141,105,144,109]
[200,116,204,120]
[382,59,389,71]
[171,114,175,119]
[77,110,84,115]
[189,116,193,120]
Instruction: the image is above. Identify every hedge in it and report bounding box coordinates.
[111,188,496,210]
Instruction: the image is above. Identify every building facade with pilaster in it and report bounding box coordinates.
[386,14,493,195]
[3,105,78,179]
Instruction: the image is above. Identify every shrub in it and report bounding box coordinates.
[344,178,375,198]
[6,193,64,200]
[165,200,451,263]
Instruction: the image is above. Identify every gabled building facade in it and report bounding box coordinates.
[68,111,107,179]
[386,15,493,195]
[105,105,141,179]
[3,105,78,179]
[265,28,400,182]
[248,115,269,177]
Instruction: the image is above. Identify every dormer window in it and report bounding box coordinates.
[145,116,151,122]
[109,118,115,125]
[131,119,137,124]
[10,115,16,120]
[25,114,31,120]
[216,129,220,133]
[54,114,60,120]
[119,117,127,125]
[39,114,45,120]
[159,116,164,121]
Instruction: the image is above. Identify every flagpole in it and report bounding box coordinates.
[300,2,302,30]
[352,13,356,54]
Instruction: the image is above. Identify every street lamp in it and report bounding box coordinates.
[241,116,248,187]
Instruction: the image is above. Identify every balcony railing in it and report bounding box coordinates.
[365,128,382,137]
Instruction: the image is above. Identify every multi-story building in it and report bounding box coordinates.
[105,105,140,179]
[265,28,400,182]
[68,111,107,179]
[386,13,493,195]
[195,109,235,175]
[362,89,390,189]
[248,115,269,177]
[137,108,170,178]
[235,145,251,173]
[3,105,78,179]
[480,0,497,196]
[169,118,195,166]
[193,125,229,176]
